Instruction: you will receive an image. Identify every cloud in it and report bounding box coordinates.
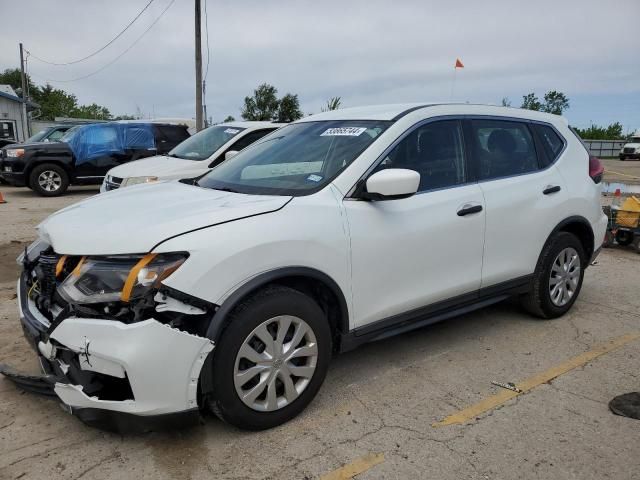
[1,0,638,128]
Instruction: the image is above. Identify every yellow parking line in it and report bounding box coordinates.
[605,169,640,180]
[433,332,640,427]
[320,453,385,480]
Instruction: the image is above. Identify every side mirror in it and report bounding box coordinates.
[361,169,420,200]
[225,150,239,161]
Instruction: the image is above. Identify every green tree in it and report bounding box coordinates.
[73,103,111,120]
[322,96,342,112]
[521,93,541,111]
[113,114,136,120]
[223,115,236,122]
[573,122,624,140]
[500,97,511,107]
[277,93,303,122]
[0,68,37,98]
[35,84,78,119]
[241,83,280,121]
[542,90,569,115]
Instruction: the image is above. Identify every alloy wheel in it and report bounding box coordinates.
[38,170,62,192]
[233,315,318,412]
[549,247,581,307]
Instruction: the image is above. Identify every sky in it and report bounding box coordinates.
[1,0,639,132]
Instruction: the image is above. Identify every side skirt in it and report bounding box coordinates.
[339,275,532,352]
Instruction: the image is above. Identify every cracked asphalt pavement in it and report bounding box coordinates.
[1,185,639,480]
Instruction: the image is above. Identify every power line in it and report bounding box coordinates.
[28,0,175,83]
[27,0,157,66]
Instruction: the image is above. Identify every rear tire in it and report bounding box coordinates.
[521,232,586,319]
[208,285,332,430]
[29,163,69,197]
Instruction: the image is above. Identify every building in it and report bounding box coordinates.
[0,85,39,145]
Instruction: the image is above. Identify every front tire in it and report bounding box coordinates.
[521,232,586,319]
[29,163,69,197]
[208,286,332,430]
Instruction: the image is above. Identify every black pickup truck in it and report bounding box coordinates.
[0,121,190,196]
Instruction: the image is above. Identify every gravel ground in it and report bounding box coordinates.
[0,184,639,480]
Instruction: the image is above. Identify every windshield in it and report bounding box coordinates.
[169,125,245,160]
[59,125,82,143]
[27,129,51,143]
[197,120,390,196]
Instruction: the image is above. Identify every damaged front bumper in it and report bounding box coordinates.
[1,273,214,433]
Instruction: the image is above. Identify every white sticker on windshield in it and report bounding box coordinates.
[224,128,240,134]
[306,174,323,182]
[320,127,367,137]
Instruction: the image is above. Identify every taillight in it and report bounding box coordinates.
[589,155,604,184]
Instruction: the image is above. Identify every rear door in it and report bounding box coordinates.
[344,119,486,328]
[124,125,157,161]
[468,118,570,288]
[74,124,128,178]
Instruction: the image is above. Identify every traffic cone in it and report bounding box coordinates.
[0,191,6,204]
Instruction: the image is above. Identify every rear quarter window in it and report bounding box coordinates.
[534,124,565,164]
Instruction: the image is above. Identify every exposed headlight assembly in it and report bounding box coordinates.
[121,176,159,187]
[58,253,188,304]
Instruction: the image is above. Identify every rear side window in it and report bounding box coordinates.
[124,126,155,149]
[159,126,190,143]
[470,120,538,180]
[534,124,565,163]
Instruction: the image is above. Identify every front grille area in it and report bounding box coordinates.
[104,175,123,191]
[623,147,636,154]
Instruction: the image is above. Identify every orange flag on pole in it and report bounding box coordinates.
[455,58,464,68]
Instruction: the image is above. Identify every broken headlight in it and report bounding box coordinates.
[58,253,188,304]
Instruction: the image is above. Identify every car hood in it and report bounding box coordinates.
[4,141,70,152]
[38,181,291,255]
[107,155,208,180]
[623,143,640,149]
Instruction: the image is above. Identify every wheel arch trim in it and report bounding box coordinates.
[204,267,350,343]
[544,215,595,261]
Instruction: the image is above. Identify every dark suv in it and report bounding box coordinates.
[0,122,190,196]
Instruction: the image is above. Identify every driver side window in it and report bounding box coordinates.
[374,120,466,192]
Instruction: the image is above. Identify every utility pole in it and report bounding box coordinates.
[194,0,204,131]
[19,43,30,139]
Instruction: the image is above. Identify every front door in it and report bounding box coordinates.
[344,119,486,328]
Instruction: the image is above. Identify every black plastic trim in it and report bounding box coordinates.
[339,275,532,352]
[204,267,350,343]
[545,215,596,264]
[71,406,201,433]
[390,104,432,121]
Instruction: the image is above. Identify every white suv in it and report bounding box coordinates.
[100,121,280,192]
[2,104,607,432]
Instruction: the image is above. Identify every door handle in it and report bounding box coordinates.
[543,185,561,195]
[457,204,483,216]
